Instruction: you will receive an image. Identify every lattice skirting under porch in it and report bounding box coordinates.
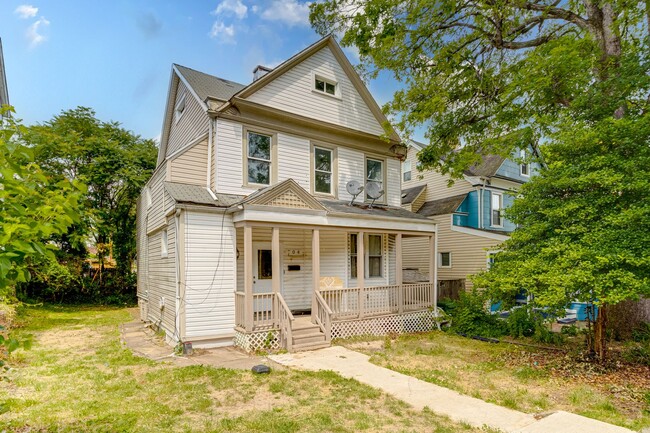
[332,311,438,340]
[234,329,280,352]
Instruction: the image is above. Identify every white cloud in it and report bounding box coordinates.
[212,0,247,19]
[209,21,236,44]
[26,17,50,47]
[15,4,38,19]
[260,0,311,27]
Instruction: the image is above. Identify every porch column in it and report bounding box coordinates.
[244,225,253,332]
[357,231,365,319]
[396,233,403,314]
[311,228,320,321]
[429,235,437,310]
[272,227,281,326]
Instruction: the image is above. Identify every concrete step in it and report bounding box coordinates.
[292,341,330,352]
[293,333,327,346]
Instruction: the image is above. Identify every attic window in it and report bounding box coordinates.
[314,76,337,97]
[174,93,186,124]
[519,149,530,177]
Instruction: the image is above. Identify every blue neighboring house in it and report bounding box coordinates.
[401,140,540,290]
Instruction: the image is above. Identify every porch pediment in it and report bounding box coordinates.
[241,178,327,211]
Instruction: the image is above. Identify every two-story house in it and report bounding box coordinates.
[136,36,438,353]
[400,140,540,292]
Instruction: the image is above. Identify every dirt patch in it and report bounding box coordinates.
[37,327,107,353]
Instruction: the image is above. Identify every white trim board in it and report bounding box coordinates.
[450,225,510,241]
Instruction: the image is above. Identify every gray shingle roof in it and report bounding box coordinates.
[418,194,467,217]
[464,154,506,177]
[174,64,246,102]
[164,182,244,207]
[401,184,426,205]
[320,199,432,221]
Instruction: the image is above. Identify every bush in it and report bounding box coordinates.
[505,307,537,338]
[448,291,506,338]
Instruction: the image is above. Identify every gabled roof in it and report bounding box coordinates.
[401,184,426,205]
[464,154,507,178]
[418,194,467,217]
[240,178,327,211]
[174,64,245,102]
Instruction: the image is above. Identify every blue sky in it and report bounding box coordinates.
[1,0,402,142]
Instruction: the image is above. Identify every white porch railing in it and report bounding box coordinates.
[319,283,435,320]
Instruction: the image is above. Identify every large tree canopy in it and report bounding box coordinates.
[311,0,650,177]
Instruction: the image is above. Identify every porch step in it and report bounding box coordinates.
[292,340,330,352]
[290,316,330,352]
[293,331,327,346]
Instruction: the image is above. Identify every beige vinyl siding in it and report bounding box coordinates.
[411,187,427,212]
[247,47,384,137]
[215,118,244,194]
[277,133,310,190]
[136,195,148,299]
[166,81,209,157]
[146,220,177,337]
[170,138,208,186]
[146,167,168,232]
[386,158,401,206]
[402,215,501,289]
[402,147,472,202]
[184,210,236,340]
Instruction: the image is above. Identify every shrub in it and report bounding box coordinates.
[448,291,506,338]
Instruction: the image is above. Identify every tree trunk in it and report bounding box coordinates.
[594,304,608,362]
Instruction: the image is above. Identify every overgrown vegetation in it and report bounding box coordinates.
[0,305,487,433]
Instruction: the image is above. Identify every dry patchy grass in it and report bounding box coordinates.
[0,306,490,433]
[341,332,650,431]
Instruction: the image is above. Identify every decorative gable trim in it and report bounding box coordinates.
[241,178,327,211]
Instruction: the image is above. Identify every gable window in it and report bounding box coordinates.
[349,233,383,279]
[402,160,412,182]
[491,192,503,227]
[161,229,168,258]
[314,146,333,194]
[314,76,337,96]
[247,131,272,185]
[174,93,186,124]
[365,158,384,201]
[439,252,452,268]
[520,149,530,177]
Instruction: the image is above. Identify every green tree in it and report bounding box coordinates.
[0,106,83,295]
[25,107,157,292]
[311,1,650,360]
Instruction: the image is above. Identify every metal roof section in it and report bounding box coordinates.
[417,194,468,217]
[401,184,426,205]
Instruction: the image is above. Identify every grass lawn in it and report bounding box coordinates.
[340,332,650,431]
[0,306,491,433]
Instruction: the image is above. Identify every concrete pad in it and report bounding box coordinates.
[515,411,635,433]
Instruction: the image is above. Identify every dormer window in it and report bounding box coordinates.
[520,149,530,177]
[314,75,337,96]
[174,93,186,124]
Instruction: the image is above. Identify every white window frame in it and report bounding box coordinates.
[312,73,340,99]
[243,128,276,187]
[402,160,412,182]
[439,252,452,268]
[312,145,335,196]
[491,192,503,227]
[174,93,186,124]
[520,149,530,177]
[349,233,384,279]
[145,186,152,209]
[161,229,168,258]
[365,156,386,204]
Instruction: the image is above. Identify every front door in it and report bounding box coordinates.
[253,243,274,312]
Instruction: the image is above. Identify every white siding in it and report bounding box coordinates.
[170,138,208,186]
[337,147,364,203]
[184,211,236,339]
[136,196,148,299]
[247,47,384,137]
[146,220,177,336]
[277,133,310,190]
[166,81,209,157]
[386,158,401,206]
[146,167,168,231]
[215,118,244,194]
[320,231,347,284]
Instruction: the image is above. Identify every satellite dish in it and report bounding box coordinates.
[346,180,364,206]
[365,181,384,208]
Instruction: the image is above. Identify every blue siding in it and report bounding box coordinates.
[495,146,541,183]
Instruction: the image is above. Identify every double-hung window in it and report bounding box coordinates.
[402,160,412,182]
[349,233,383,279]
[365,158,384,200]
[247,131,272,185]
[491,192,503,227]
[314,146,333,194]
[520,149,530,177]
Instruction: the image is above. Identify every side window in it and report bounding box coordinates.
[520,149,530,177]
[174,93,186,124]
[161,229,168,258]
[314,147,333,195]
[314,75,338,96]
[402,160,412,182]
[246,131,272,185]
[365,158,384,201]
[491,192,503,227]
[439,252,452,268]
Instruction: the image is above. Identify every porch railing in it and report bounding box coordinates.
[235,291,294,350]
[319,282,435,320]
[314,291,332,343]
[275,293,294,351]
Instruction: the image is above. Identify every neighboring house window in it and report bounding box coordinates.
[486,251,500,270]
[174,93,186,124]
[314,75,337,96]
[439,252,452,268]
[491,192,503,227]
[314,146,333,194]
[402,160,412,182]
[520,149,530,177]
[161,229,168,258]
[247,131,272,185]
[349,233,383,279]
[365,158,384,201]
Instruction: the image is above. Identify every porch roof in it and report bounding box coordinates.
[319,199,431,221]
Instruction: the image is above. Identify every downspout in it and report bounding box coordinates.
[174,208,182,344]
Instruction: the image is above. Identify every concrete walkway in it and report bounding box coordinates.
[270,346,635,433]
